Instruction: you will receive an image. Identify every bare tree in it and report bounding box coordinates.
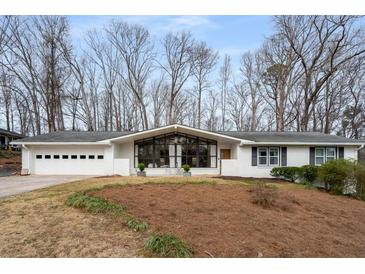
[33,16,71,132]
[275,15,365,131]
[239,52,264,131]
[218,54,231,131]
[107,21,154,130]
[150,77,168,128]
[205,90,220,131]
[260,34,302,131]
[160,31,194,124]
[86,29,120,131]
[191,41,218,128]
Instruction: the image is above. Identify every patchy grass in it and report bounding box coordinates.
[126,217,149,232]
[0,175,312,257]
[145,233,193,258]
[66,192,126,214]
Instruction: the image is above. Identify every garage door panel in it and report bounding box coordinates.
[31,146,108,175]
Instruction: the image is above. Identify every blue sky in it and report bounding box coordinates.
[68,16,274,66]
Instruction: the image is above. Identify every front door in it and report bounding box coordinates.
[220,149,231,159]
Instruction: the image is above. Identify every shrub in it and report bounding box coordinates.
[301,165,318,183]
[66,192,126,214]
[126,217,148,232]
[270,167,301,182]
[138,163,145,172]
[145,233,193,258]
[318,159,354,194]
[182,164,190,172]
[355,164,365,200]
[250,182,278,208]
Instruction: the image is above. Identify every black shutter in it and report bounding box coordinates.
[252,147,257,166]
[309,147,315,165]
[339,147,344,159]
[281,147,287,166]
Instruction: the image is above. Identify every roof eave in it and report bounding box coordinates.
[11,141,111,146]
[240,142,365,146]
[106,124,249,143]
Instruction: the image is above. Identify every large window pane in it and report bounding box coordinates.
[210,156,217,168]
[315,148,325,166]
[326,147,336,161]
[258,148,268,165]
[134,133,217,168]
[210,145,217,156]
[315,148,325,157]
[199,156,208,167]
[269,148,279,165]
[315,157,324,165]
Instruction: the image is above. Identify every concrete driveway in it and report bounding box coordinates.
[0,175,93,198]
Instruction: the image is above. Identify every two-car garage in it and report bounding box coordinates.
[24,145,111,175]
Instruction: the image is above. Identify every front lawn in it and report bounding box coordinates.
[1,176,365,257]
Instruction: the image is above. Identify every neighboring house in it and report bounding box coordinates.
[0,128,25,149]
[11,124,365,177]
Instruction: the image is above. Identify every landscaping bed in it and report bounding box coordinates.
[91,183,365,257]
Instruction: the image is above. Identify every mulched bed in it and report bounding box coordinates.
[91,183,365,258]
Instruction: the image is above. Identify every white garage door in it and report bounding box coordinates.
[31,145,109,175]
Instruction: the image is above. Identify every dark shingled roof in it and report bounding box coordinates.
[219,131,363,144]
[16,131,132,143]
[0,128,25,138]
[13,128,363,144]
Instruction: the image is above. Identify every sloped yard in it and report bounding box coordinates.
[92,183,365,257]
[1,176,365,257]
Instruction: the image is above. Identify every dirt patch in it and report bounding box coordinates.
[0,150,21,176]
[93,184,365,258]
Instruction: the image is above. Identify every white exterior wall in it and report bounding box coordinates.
[22,138,361,177]
[114,141,134,175]
[21,146,30,174]
[344,146,358,161]
[113,159,130,176]
[221,145,361,178]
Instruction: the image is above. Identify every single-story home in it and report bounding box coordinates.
[0,128,25,149]
[11,124,365,177]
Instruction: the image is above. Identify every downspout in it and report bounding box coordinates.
[356,144,365,162]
